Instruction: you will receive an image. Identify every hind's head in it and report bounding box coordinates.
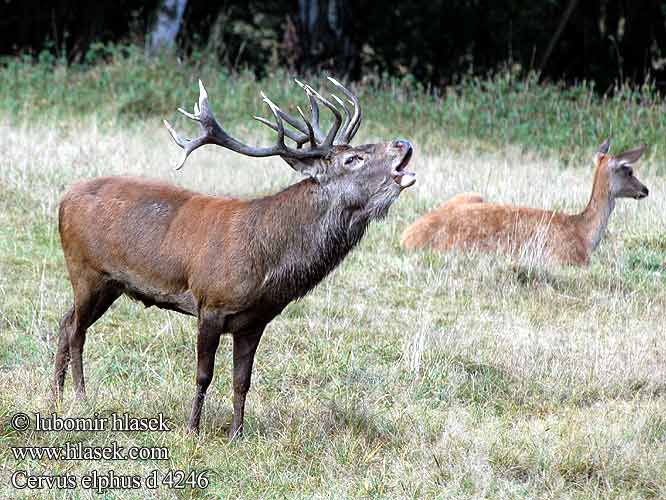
[594,139,649,200]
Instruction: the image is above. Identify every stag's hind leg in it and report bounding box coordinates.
[52,307,75,402]
[69,284,123,399]
[53,274,122,402]
[188,310,224,433]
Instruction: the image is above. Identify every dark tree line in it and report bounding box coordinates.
[2,0,666,91]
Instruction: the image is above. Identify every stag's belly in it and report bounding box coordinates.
[115,274,198,316]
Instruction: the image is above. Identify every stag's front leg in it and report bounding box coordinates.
[188,310,223,433]
[229,328,264,440]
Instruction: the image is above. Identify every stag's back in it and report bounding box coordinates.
[61,177,192,270]
[58,176,249,304]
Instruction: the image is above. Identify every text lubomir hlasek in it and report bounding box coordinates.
[33,413,170,432]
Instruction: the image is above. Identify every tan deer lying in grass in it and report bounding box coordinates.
[401,140,648,265]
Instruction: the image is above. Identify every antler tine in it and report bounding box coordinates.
[327,77,362,143]
[276,109,313,138]
[163,119,199,170]
[330,94,351,145]
[254,89,332,158]
[302,83,342,146]
[177,107,197,121]
[259,92,287,149]
[253,79,333,147]
[296,105,318,147]
[253,115,309,147]
[260,92,323,155]
[295,79,325,143]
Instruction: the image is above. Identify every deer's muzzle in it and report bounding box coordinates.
[391,140,416,188]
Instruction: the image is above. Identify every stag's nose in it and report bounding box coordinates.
[392,139,412,152]
[641,186,649,197]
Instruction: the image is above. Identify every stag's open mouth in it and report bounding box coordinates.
[392,147,416,188]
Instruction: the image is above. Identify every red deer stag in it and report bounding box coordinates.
[401,140,648,265]
[53,78,416,438]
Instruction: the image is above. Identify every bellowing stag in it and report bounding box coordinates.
[53,77,416,437]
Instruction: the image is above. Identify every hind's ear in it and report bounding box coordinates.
[594,138,611,164]
[612,144,646,167]
[608,144,647,168]
[597,139,611,155]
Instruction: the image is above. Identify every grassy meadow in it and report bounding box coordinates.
[1,52,666,499]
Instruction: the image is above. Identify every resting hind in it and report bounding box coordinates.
[401,140,649,266]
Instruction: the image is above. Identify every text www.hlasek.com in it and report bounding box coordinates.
[12,441,168,461]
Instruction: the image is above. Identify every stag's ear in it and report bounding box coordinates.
[282,156,326,179]
[611,144,646,168]
[594,138,611,164]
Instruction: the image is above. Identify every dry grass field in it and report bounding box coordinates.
[1,116,665,499]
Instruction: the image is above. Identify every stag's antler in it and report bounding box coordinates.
[164,80,327,169]
[164,78,364,170]
[327,77,362,144]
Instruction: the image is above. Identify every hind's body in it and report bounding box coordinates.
[400,193,588,264]
[401,142,648,267]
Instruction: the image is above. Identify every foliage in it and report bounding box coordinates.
[2,0,666,90]
[2,47,666,167]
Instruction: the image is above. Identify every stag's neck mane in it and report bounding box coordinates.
[575,165,614,252]
[250,178,370,303]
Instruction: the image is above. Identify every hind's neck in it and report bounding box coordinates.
[577,166,614,253]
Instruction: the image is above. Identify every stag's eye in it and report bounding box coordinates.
[621,166,633,176]
[344,155,362,166]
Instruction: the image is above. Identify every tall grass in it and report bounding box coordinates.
[1,119,664,498]
[1,44,666,167]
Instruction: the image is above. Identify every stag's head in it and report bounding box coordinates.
[594,139,649,200]
[164,78,415,220]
